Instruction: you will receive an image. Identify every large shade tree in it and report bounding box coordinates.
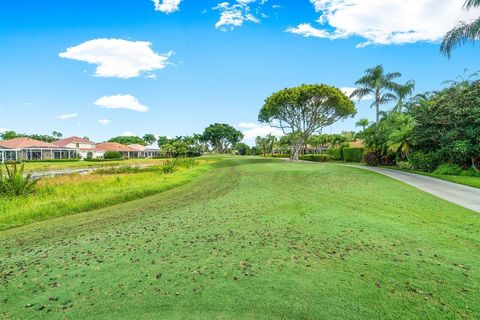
[259,84,355,161]
[441,0,480,58]
[202,123,243,154]
[350,65,401,126]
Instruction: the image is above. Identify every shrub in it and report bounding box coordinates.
[162,160,178,174]
[342,148,364,162]
[104,151,123,160]
[299,154,334,162]
[0,162,38,197]
[363,152,382,166]
[398,161,413,170]
[95,165,145,175]
[326,148,343,160]
[408,151,440,173]
[86,151,93,160]
[433,163,463,176]
[460,168,480,177]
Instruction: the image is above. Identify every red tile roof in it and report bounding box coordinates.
[0,137,62,149]
[52,136,96,147]
[95,142,138,152]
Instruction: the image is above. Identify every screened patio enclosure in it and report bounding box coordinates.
[0,148,77,163]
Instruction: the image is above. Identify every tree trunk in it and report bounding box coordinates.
[472,157,479,173]
[290,144,302,161]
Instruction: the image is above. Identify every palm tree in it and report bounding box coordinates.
[441,0,480,58]
[355,118,370,131]
[350,65,401,126]
[386,113,414,159]
[393,80,415,113]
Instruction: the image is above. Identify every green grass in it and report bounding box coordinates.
[0,160,212,230]
[23,158,168,172]
[1,158,479,319]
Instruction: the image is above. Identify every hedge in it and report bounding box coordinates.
[342,147,364,162]
[299,154,334,162]
[326,148,343,160]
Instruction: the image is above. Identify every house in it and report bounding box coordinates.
[128,144,160,158]
[0,137,76,163]
[95,142,140,159]
[52,136,103,159]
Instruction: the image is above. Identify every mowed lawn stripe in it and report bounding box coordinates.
[1,158,479,319]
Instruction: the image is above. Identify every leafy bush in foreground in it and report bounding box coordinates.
[398,161,413,170]
[0,163,38,197]
[342,148,364,162]
[299,154,334,162]
[162,160,178,174]
[433,164,463,176]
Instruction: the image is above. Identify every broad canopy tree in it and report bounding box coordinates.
[202,123,243,154]
[259,84,356,161]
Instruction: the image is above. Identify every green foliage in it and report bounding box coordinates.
[234,142,251,155]
[172,158,199,168]
[108,135,146,146]
[342,148,364,162]
[142,134,157,145]
[409,81,480,170]
[408,151,440,173]
[202,123,243,154]
[259,84,356,160]
[104,151,123,160]
[162,160,178,174]
[326,148,343,160]
[363,152,394,167]
[0,163,38,197]
[351,65,402,124]
[266,154,289,158]
[172,140,189,157]
[256,134,276,156]
[0,130,59,143]
[398,161,413,170]
[433,164,463,176]
[86,151,93,160]
[299,154,334,162]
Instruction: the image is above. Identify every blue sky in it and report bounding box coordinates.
[0,0,479,144]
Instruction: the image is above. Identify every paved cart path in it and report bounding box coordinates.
[348,165,480,213]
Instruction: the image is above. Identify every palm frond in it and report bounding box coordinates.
[464,0,480,9]
[441,18,480,58]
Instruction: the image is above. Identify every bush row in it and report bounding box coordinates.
[299,154,335,162]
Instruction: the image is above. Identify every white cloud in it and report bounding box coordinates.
[98,119,111,125]
[340,87,373,101]
[152,0,182,13]
[237,122,283,141]
[286,23,330,38]
[0,128,8,133]
[94,95,149,112]
[56,113,78,120]
[59,38,172,79]
[214,0,261,31]
[122,131,136,137]
[289,0,480,47]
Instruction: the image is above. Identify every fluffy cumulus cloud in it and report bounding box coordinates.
[0,128,8,133]
[214,0,265,31]
[59,38,172,79]
[56,113,78,120]
[152,0,182,13]
[98,119,111,125]
[122,131,136,137]
[340,87,373,101]
[237,122,283,141]
[288,0,480,47]
[94,95,149,112]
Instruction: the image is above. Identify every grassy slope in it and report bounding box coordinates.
[23,158,168,172]
[0,161,213,230]
[1,158,479,319]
